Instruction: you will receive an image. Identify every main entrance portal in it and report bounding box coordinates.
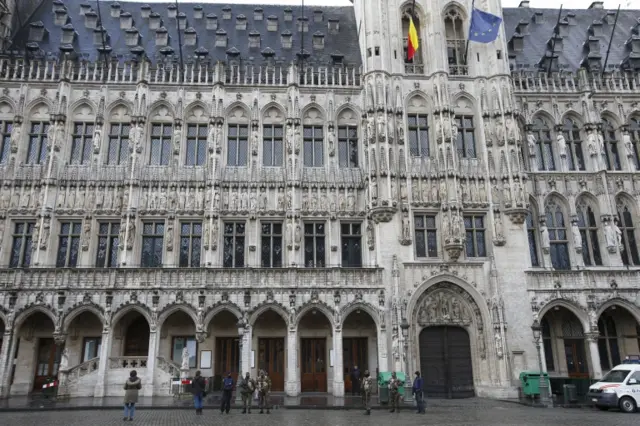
[419,326,474,398]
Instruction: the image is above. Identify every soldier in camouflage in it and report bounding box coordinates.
[237,372,255,414]
[361,370,374,415]
[256,369,272,414]
[388,371,401,413]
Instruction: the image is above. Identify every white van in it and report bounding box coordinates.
[587,357,640,413]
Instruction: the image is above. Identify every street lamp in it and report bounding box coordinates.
[531,319,551,407]
[400,319,413,403]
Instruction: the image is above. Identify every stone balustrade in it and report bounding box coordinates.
[156,357,181,378]
[62,357,100,384]
[511,70,640,94]
[525,268,640,292]
[109,357,148,370]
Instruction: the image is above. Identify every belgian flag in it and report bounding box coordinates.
[407,1,419,62]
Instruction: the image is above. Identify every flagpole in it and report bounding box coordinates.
[546,5,563,77]
[601,4,621,78]
[463,0,475,67]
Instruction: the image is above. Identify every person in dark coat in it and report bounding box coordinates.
[412,371,425,414]
[123,370,142,421]
[191,370,207,415]
[220,372,234,414]
[350,365,361,395]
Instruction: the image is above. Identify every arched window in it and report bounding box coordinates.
[601,118,621,171]
[0,101,14,165]
[185,105,208,166]
[629,116,640,169]
[545,199,570,270]
[597,312,620,371]
[303,107,324,167]
[26,103,50,165]
[542,317,554,371]
[106,104,131,165]
[576,200,602,266]
[262,106,285,167]
[444,8,467,75]
[337,108,359,168]
[526,210,539,267]
[226,106,249,167]
[402,10,423,73]
[148,104,173,166]
[562,118,585,171]
[616,198,640,266]
[532,116,555,171]
[69,104,95,165]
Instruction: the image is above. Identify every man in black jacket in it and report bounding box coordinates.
[191,370,207,415]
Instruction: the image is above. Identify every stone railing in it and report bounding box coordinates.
[0,266,384,290]
[61,357,100,384]
[525,268,640,291]
[511,70,640,94]
[0,58,361,88]
[109,356,148,370]
[157,357,181,378]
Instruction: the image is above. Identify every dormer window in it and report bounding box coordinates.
[28,21,46,42]
[125,28,139,46]
[194,5,204,19]
[565,12,576,25]
[254,8,264,21]
[297,17,309,33]
[54,8,68,26]
[516,19,529,35]
[93,27,108,46]
[314,10,323,22]
[236,15,247,30]
[533,11,545,24]
[141,4,152,19]
[281,30,292,49]
[149,12,162,30]
[177,12,187,30]
[328,18,339,34]
[215,29,227,47]
[155,27,169,46]
[79,3,91,16]
[313,32,325,50]
[120,12,133,30]
[591,20,604,37]
[249,30,260,48]
[206,14,218,30]
[84,11,98,29]
[284,8,293,22]
[605,11,616,25]
[267,15,278,32]
[61,24,76,44]
[167,4,177,19]
[184,27,197,46]
[222,6,232,20]
[511,33,524,51]
[52,0,65,12]
[588,36,600,54]
[110,2,121,19]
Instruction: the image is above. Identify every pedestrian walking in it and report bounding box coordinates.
[238,372,255,414]
[123,370,141,421]
[361,370,374,415]
[220,372,234,414]
[256,369,272,414]
[388,371,401,413]
[412,371,425,414]
[350,365,361,395]
[191,370,207,415]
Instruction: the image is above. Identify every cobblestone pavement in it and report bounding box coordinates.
[0,402,638,426]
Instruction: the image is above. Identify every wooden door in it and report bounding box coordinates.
[124,316,149,356]
[343,338,368,393]
[301,338,327,392]
[33,338,63,391]
[216,337,239,386]
[257,338,284,391]
[564,339,589,378]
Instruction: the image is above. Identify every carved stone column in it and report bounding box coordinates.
[332,326,344,397]
[0,330,15,398]
[144,329,159,397]
[586,332,603,380]
[285,327,299,396]
[93,328,112,398]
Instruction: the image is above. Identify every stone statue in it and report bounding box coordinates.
[587,131,598,156]
[391,330,400,361]
[59,348,70,372]
[400,180,408,202]
[207,124,216,151]
[10,124,21,153]
[181,347,190,370]
[615,221,623,248]
[251,128,259,155]
[286,125,294,153]
[173,127,182,155]
[623,132,634,158]
[557,134,567,158]
[370,177,378,201]
[402,215,411,241]
[527,132,536,155]
[82,220,91,251]
[494,215,504,240]
[439,179,447,202]
[93,127,102,153]
[376,113,386,140]
[571,221,582,250]
[294,222,302,244]
[126,221,135,249]
[540,224,550,251]
[166,224,174,250]
[494,332,504,358]
[328,129,335,156]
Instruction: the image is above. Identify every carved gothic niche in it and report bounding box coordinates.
[413,282,483,329]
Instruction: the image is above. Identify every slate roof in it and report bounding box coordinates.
[503,6,640,72]
[11,0,362,67]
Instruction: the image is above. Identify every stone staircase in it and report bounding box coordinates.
[155,357,181,395]
[57,357,100,398]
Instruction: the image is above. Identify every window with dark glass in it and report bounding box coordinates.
[629,116,640,169]
[26,121,50,165]
[408,114,429,157]
[141,222,164,267]
[341,223,362,267]
[562,118,585,171]
[542,318,554,371]
[303,125,324,167]
[601,119,621,171]
[263,125,284,167]
[96,222,120,268]
[444,8,467,75]
[186,124,207,166]
[455,115,476,158]
[617,204,640,266]
[56,221,82,267]
[464,215,486,257]
[414,214,437,258]
[172,336,197,368]
[304,223,326,267]
[576,203,602,266]
[338,125,358,167]
[0,120,13,164]
[107,122,130,165]
[526,212,539,267]
[546,202,570,270]
[598,313,620,371]
[10,221,34,268]
[261,222,283,267]
[180,222,202,267]
[223,221,245,267]
[82,337,102,363]
[70,122,94,165]
[149,123,172,165]
[531,116,555,171]
[227,124,248,166]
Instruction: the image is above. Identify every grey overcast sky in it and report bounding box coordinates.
[119,0,631,8]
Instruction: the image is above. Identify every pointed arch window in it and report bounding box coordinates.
[545,200,570,270]
[629,116,640,170]
[402,11,423,74]
[597,312,620,371]
[444,8,467,75]
[542,317,554,371]
[562,118,585,171]
[532,116,555,171]
[601,118,621,171]
[616,200,640,266]
[0,121,13,165]
[526,211,539,267]
[576,202,602,266]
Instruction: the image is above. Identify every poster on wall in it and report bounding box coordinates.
[200,350,212,369]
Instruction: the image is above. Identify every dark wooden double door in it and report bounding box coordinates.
[216,337,240,386]
[419,326,474,399]
[258,338,285,391]
[301,338,327,392]
[34,338,63,391]
[343,338,368,393]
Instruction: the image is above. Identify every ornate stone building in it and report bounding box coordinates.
[0,0,638,401]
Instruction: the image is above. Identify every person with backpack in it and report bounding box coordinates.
[361,370,374,415]
[237,372,255,414]
[412,371,425,414]
[123,370,142,421]
[388,371,401,413]
[191,370,207,415]
[220,372,234,414]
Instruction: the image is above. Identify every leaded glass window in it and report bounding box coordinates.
[263,124,284,167]
[149,123,172,165]
[141,222,164,267]
[601,118,621,171]
[408,114,429,157]
[455,115,476,158]
[629,116,640,169]
[444,7,467,75]
[304,222,325,267]
[180,222,202,267]
[542,318,554,371]
[617,201,640,266]
[186,124,207,166]
[107,123,130,165]
[414,214,437,258]
[70,122,94,165]
[227,124,248,166]
[562,118,585,171]
[338,125,358,167]
[464,215,486,257]
[223,221,245,267]
[532,116,555,171]
[597,313,620,371]
[260,222,283,267]
[303,125,324,167]
[576,202,602,266]
[96,222,120,268]
[0,121,13,164]
[341,223,362,267]
[9,221,34,268]
[526,211,539,267]
[26,121,49,164]
[56,221,82,267]
[545,201,570,270]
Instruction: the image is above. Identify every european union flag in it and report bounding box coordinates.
[468,8,503,43]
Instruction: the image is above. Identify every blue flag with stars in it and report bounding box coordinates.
[469,8,502,43]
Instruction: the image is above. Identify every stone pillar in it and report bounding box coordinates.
[586,333,603,380]
[0,331,15,398]
[377,326,388,373]
[332,327,344,397]
[285,328,298,396]
[145,330,159,397]
[93,330,112,397]
[241,326,252,377]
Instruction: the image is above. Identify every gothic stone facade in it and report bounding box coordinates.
[0,0,639,400]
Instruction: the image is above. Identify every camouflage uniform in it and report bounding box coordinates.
[256,371,272,414]
[238,374,255,414]
[388,375,401,413]
[361,374,374,415]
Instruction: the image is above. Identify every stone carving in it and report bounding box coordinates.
[391,329,400,361]
[400,213,412,245]
[494,332,504,359]
[623,131,634,158]
[10,123,21,153]
[540,223,550,254]
[40,219,50,250]
[557,134,567,158]
[251,127,259,155]
[166,223,174,251]
[396,115,404,144]
[181,347,190,370]
[328,128,335,156]
[126,220,135,250]
[370,177,378,203]
[211,220,218,250]
[367,221,375,250]
[417,291,470,325]
[527,132,536,156]
[376,112,386,141]
[493,214,505,246]
[81,220,91,251]
[571,220,582,253]
[59,348,70,372]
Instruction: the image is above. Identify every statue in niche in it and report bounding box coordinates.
[540,224,550,251]
[286,191,293,210]
[251,128,259,155]
[328,129,335,156]
[241,189,249,211]
[286,125,294,153]
[495,332,504,358]
[158,188,167,210]
[1,189,10,209]
[377,112,386,140]
[166,223,174,250]
[571,220,582,250]
[302,193,309,211]
[370,177,378,201]
[207,124,216,151]
[367,222,375,249]
[451,298,462,321]
[65,188,75,209]
[203,223,210,249]
[439,178,447,202]
[623,131,634,158]
[250,190,257,211]
[294,126,301,153]
[81,220,91,251]
[185,188,195,210]
[401,214,411,241]
[59,348,70,372]
[230,190,238,211]
[181,347,190,370]
[604,221,618,249]
[309,191,317,211]
[10,124,21,153]
[505,117,517,144]
[211,220,219,250]
[259,189,268,210]
[400,181,408,202]
[527,132,536,154]
[442,214,451,241]
[614,220,623,248]
[294,222,302,244]
[287,220,294,246]
[557,134,567,158]
[126,221,135,250]
[347,189,356,211]
[103,187,113,209]
[587,131,598,156]
[412,180,419,201]
[421,183,430,203]
[494,215,504,240]
[390,179,397,200]
[277,190,284,210]
[40,221,50,249]
[173,127,182,154]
